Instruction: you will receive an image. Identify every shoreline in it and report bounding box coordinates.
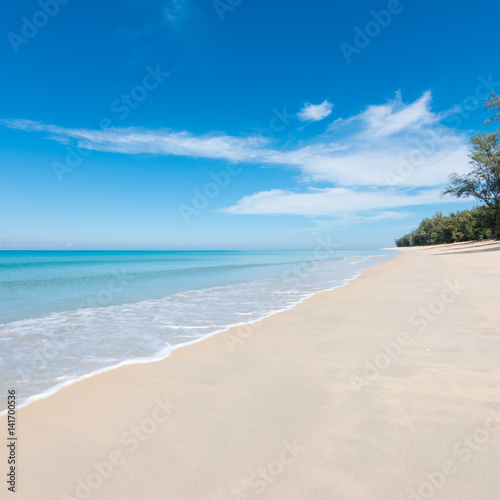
[0,250,398,417]
[3,241,500,499]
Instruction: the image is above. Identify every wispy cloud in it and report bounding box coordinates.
[286,211,413,236]
[1,119,269,162]
[2,91,471,217]
[297,100,333,122]
[222,187,465,216]
[356,91,436,138]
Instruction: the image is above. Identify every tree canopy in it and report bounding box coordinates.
[442,133,500,238]
[395,206,494,247]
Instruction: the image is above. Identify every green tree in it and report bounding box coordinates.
[395,206,493,246]
[395,233,412,247]
[443,133,500,239]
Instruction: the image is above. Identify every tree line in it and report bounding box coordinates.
[395,206,494,246]
[396,93,500,247]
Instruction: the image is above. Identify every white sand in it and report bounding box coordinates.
[2,241,500,499]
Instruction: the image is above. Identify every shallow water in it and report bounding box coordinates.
[0,249,398,411]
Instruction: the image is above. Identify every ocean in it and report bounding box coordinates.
[0,249,398,412]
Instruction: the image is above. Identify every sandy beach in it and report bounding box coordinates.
[3,241,500,500]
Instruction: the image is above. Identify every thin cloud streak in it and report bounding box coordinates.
[222,187,468,216]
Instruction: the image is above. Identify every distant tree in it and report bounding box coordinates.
[443,133,500,239]
[395,205,493,246]
[395,233,412,247]
[473,204,495,240]
[452,209,475,242]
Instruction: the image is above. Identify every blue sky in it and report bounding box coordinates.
[1,0,499,250]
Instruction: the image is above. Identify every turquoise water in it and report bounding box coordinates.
[0,249,397,412]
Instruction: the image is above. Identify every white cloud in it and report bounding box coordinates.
[3,92,468,191]
[286,211,413,236]
[223,187,466,216]
[273,132,469,188]
[1,91,473,217]
[297,100,333,122]
[272,91,470,188]
[358,91,436,137]
[1,119,269,162]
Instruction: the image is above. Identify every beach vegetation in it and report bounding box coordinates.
[442,133,500,239]
[395,206,493,246]
[396,94,500,246]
